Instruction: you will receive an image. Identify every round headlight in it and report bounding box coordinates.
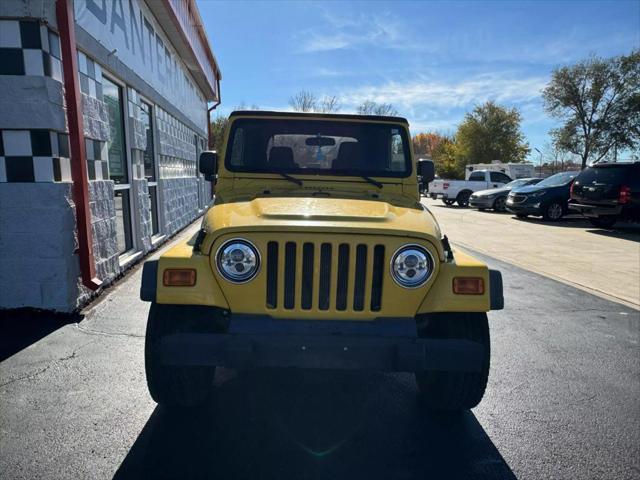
[391,245,434,288]
[216,239,260,283]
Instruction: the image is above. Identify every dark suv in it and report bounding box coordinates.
[506,171,579,221]
[570,162,640,228]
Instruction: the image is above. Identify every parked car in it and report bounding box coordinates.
[470,177,543,212]
[506,171,580,221]
[139,110,504,411]
[570,161,640,228]
[429,170,512,207]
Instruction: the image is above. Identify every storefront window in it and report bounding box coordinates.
[102,77,128,184]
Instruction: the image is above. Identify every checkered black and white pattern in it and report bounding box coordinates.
[77,50,103,100]
[0,130,71,182]
[85,138,109,181]
[0,19,62,81]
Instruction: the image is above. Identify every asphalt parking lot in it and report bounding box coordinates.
[1,216,639,480]
[422,198,640,308]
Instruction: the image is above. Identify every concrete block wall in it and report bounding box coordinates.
[87,180,120,284]
[0,183,82,312]
[160,177,201,235]
[132,178,153,253]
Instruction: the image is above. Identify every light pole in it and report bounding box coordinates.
[534,147,543,177]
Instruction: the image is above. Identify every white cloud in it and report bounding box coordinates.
[338,72,547,112]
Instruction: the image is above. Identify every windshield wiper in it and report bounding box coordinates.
[276,172,303,186]
[359,176,383,188]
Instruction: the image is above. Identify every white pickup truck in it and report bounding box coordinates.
[429,170,512,207]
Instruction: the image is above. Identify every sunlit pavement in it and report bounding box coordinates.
[422,197,640,309]
[1,219,639,480]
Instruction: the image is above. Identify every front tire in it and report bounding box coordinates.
[457,191,472,207]
[145,303,217,408]
[542,201,564,221]
[493,196,507,212]
[415,312,490,411]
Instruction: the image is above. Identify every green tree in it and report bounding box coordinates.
[455,101,530,167]
[543,50,640,169]
[431,135,463,179]
[209,115,229,152]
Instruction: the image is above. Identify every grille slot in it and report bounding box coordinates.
[266,241,278,309]
[336,244,350,311]
[353,244,367,311]
[318,243,332,310]
[371,245,385,311]
[301,243,314,310]
[284,242,296,309]
[265,240,384,312]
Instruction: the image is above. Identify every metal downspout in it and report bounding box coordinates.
[56,0,102,291]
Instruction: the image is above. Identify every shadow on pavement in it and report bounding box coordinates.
[114,369,516,480]
[0,309,83,362]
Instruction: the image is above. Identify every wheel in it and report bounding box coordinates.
[493,196,507,212]
[145,303,217,408]
[415,312,490,411]
[443,199,456,206]
[542,201,564,221]
[589,216,617,229]
[516,213,528,218]
[456,191,472,207]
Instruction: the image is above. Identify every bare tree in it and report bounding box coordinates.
[357,100,399,116]
[318,95,340,113]
[289,90,318,112]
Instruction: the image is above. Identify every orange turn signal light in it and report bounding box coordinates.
[453,277,484,295]
[163,269,197,287]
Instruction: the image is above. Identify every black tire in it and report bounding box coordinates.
[443,199,456,206]
[589,216,617,229]
[456,191,472,207]
[145,303,217,408]
[542,201,564,221]
[516,213,528,218]
[493,196,507,212]
[415,312,490,411]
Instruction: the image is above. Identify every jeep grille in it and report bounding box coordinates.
[265,241,385,312]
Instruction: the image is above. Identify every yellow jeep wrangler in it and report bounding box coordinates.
[140,111,503,410]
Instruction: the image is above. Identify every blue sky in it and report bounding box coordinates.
[197,0,639,160]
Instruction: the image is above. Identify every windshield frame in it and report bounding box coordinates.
[223,117,414,179]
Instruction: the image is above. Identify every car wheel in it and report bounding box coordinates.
[145,303,217,408]
[457,191,472,207]
[415,312,490,411]
[493,196,507,212]
[589,216,618,229]
[543,201,564,221]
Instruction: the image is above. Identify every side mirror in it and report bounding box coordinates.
[199,151,218,181]
[417,159,435,192]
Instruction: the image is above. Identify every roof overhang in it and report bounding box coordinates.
[147,0,221,102]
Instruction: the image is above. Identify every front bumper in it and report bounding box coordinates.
[506,197,541,215]
[469,197,495,208]
[158,316,485,372]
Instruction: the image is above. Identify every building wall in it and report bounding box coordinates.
[0,1,215,313]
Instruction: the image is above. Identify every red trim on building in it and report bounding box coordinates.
[56,0,102,291]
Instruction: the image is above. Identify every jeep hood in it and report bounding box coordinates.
[201,197,442,251]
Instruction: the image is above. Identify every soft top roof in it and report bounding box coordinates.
[229,110,409,124]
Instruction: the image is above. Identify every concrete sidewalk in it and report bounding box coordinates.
[423,198,640,309]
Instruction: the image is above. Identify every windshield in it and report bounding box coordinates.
[536,171,578,187]
[225,118,412,178]
[505,179,530,188]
